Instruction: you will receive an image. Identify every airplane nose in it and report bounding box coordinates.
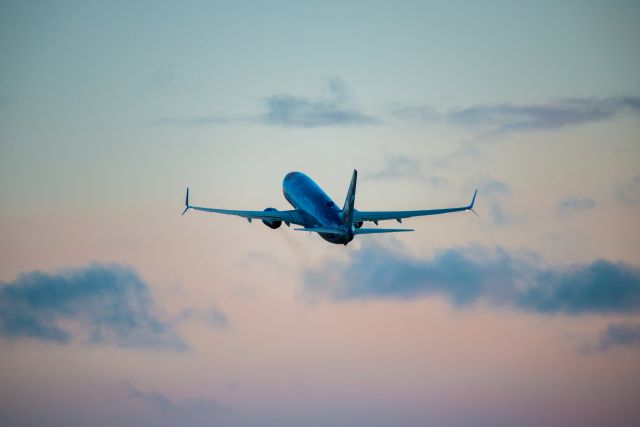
[284,171,300,181]
[283,171,303,187]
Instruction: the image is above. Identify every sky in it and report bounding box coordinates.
[1,1,640,426]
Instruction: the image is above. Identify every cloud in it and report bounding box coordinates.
[262,78,378,127]
[124,383,225,414]
[477,179,522,226]
[304,241,640,315]
[481,180,511,196]
[487,203,519,226]
[0,263,185,350]
[393,96,640,139]
[558,196,596,217]
[447,97,640,133]
[580,323,640,353]
[617,176,640,207]
[151,78,378,128]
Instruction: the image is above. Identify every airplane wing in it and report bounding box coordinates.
[353,190,478,224]
[181,188,306,226]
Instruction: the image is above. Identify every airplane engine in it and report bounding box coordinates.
[261,207,282,229]
[354,221,364,228]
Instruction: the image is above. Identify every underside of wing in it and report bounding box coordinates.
[188,205,305,225]
[353,190,477,224]
[181,188,306,225]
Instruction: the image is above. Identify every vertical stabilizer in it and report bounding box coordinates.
[342,170,357,226]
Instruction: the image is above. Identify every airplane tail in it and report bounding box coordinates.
[342,169,357,227]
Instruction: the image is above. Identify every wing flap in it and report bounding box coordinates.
[354,228,414,234]
[188,205,303,224]
[353,190,478,223]
[293,227,347,235]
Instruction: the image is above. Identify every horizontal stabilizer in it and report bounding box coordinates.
[294,227,348,235]
[355,228,414,234]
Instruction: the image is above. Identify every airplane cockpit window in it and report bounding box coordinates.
[326,201,335,208]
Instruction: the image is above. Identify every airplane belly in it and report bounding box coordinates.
[319,232,354,245]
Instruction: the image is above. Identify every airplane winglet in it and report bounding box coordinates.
[468,189,479,217]
[181,187,190,216]
[469,189,478,209]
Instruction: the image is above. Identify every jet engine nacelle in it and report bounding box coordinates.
[261,207,282,229]
[354,221,364,228]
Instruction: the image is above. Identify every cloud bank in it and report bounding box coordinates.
[579,322,640,353]
[558,196,596,217]
[0,263,185,350]
[262,78,378,127]
[617,176,640,207]
[153,86,639,133]
[152,78,378,128]
[590,323,640,352]
[394,96,640,138]
[304,241,640,315]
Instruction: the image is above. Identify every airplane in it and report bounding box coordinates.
[182,170,477,245]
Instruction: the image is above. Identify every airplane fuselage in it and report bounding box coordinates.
[283,171,354,244]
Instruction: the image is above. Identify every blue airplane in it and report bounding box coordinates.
[182,170,477,245]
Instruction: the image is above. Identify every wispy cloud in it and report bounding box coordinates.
[150,115,242,127]
[151,78,378,128]
[175,303,229,329]
[262,78,378,127]
[481,180,511,196]
[366,153,445,185]
[478,179,522,226]
[0,263,185,350]
[580,322,640,353]
[304,241,640,315]
[558,196,596,217]
[448,97,640,133]
[124,383,226,414]
[393,96,640,139]
[617,176,640,207]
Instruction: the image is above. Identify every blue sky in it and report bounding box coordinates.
[1,1,640,426]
